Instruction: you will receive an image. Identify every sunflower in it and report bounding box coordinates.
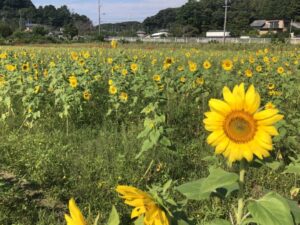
[83,90,91,101]
[111,39,118,49]
[203,83,283,163]
[256,65,262,72]
[6,64,16,72]
[69,75,78,88]
[22,63,29,72]
[203,60,212,70]
[188,61,197,72]
[268,83,275,90]
[71,52,79,61]
[116,185,169,225]
[109,85,117,95]
[222,59,233,71]
[153,74,161,82]
[277,66,284,74]
[65,198,87,225]
[122,69,128,76]
[119,92,128,102]
[131,63,138,73]
[244,69,253,78]
[195,77,204,85]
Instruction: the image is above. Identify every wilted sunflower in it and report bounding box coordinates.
[116,185,169,225]
[65,198,87,225]
[204,83,283,163]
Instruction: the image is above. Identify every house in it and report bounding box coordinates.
[151,31,169,38]
[24,23,51,32]
[136,30,146,38]
[206,31,230,38]
[250,20,288,35]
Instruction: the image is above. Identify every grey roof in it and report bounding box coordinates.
[292,22,300,29]
[250,20,266,27]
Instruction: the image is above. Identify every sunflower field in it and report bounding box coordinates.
[0,43,299,225]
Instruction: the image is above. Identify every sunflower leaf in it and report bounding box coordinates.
[176,167,239,200]
[247,192,294,225]
[107,205,119,225]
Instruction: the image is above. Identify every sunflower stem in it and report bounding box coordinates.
[236,160,246,225]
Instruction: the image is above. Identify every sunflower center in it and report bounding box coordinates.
[224,111,256,143]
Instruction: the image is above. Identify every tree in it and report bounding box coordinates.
[0,23,13,38]
[64,23,78,38]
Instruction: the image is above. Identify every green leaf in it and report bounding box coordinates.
[176,167,239,200]
[284,163,300,175]
[207,219,231,225]
[160,136,171,147]
[134,216,144,225]
[265,161,282,171]
[247,192,294,225]
[286,199,300,224]
[107,206,119,225]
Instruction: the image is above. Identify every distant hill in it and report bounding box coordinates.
[143,0,300,36]
[0,0,92,37]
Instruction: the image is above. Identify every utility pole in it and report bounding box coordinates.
[98,0,101,36]
[290,19,293,39]
[223,0,229,44]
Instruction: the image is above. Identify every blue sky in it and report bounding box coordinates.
[31,0,187,24]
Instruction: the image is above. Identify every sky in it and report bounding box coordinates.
[31,0,187,24]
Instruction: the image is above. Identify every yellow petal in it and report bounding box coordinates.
[207,130,225,145]
[215,137,230,154]
[209,99,231,116]
[69,198,86,225]
[131,206,146,219]
[258,126,279,136]
[257,114,284,126]
[242,144,254,162]
[65,214,76,225]
[244,85,260,114]
[254,109,279,120]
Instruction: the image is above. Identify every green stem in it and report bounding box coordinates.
[236,160,246,225]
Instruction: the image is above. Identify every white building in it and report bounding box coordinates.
[206,31,230,38]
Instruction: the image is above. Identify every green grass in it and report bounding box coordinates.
[0,115,298,224]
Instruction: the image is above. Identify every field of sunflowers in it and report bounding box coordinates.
[0,42,299,225]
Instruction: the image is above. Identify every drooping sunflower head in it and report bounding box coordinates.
[204,83,283,163]
[116,185,169,225]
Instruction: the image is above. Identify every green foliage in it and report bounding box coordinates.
[0,23,13,38]
[176,167,239,200]
[247,192,294,225]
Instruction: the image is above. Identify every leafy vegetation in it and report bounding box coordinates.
[0,43,299,224]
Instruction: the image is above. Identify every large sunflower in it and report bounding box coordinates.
[203,83,283,163]
[116,185,169,225]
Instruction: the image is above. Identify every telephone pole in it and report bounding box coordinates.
[223,0,229,43]
[98,0,101,35]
